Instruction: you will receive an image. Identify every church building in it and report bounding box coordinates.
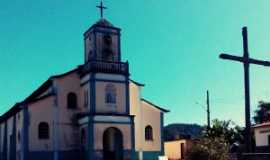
[0,2,169,160]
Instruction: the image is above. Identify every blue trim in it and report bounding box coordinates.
[24,150,150,160]
[88,74,96,160]
[81,78,126,87]
[28,151,53,160]
[160,112,164,155]
[131,117,135,160]
[136,151,163,160]
[22,104,29,160]
[95,79,126,83]
[88,117,94,160]
[80,116,134,125]
[92,121,132,125]
[28,150,82,160]
[90,150,102,160]
[125,77,130,114]
[89,75,95,160]
[92,149,133,160]
[90,74,96,113]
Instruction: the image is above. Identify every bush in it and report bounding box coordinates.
[186,136,229,160]
[186,144,209,160]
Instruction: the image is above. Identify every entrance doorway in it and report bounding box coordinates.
[103,127,123,160]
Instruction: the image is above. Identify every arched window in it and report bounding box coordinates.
[105,84,116,104]
[67,92,77,109]
[38,122,49,139]
[145,125,153,141]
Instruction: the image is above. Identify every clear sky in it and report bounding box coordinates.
[1,0,270,126]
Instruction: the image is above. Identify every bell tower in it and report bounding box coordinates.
[79,2,134,160]
[84,1,121,63]
[84,19,121,62]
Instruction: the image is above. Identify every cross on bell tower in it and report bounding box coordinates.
[84,1,122,63]
[96,1,107,18]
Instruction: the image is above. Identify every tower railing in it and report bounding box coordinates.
[82,60,129,75]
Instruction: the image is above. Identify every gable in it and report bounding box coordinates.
[141,98,169,113]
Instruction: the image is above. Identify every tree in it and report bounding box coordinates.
[186,119,245,160]
[205,119,244,144]
[186,142,209,160]
[253,101,270,124]
[186,136,229,160]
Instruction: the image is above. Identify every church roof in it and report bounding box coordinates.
[0,67,80,123]
[84,18,120,37]
[141,98,170,113]
[0,65,161,122]
[253,122,270,128]
[93,18,114,27]
[129,79,145,87]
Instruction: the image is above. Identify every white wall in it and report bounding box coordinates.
[254,126,270,147]
[129,81,162,152]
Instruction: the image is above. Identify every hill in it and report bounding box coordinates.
[164,123,203,141]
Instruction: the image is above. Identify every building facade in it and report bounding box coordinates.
[253,122,270,152]
[165,139,194,160]
[0,17,169,160]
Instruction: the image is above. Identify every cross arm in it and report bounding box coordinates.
[219,53,243,62]
[249,58,270,66]
[220,53,270,66]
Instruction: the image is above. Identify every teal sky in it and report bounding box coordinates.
[1,0,270,126]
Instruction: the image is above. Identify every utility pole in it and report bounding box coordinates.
[206,90,210,128]
[196,90,211,128]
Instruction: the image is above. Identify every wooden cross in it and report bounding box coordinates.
[219,27,270,152]
[96,1,107,18]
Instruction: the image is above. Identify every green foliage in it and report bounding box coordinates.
[186,119,244,160]
[186,142,209,160]
[253,101,270,124]
[186,136,229,160]
[205,119,244,144]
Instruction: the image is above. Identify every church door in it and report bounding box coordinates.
[103,127,123,160]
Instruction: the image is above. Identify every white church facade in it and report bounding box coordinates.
[0,5,169,160]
